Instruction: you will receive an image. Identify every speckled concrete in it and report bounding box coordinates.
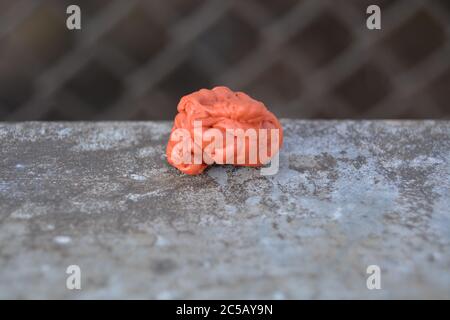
[0,120,449,299]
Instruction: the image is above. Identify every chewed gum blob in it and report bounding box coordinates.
[166,86,283,175]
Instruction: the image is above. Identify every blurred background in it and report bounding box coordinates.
[0,0,449,121]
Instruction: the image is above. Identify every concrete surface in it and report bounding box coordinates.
[0,120,449,299]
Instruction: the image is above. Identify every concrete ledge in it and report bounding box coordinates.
[0,120,449,299]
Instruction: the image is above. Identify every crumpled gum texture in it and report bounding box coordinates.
[166,86,283,175]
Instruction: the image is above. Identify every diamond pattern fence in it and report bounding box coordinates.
[0,0,449,121]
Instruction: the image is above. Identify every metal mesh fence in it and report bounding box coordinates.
[0,0,449,120]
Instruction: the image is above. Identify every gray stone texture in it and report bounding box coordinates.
[0,120,449,299]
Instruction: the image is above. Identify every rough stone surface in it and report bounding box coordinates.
[0,120,449,299]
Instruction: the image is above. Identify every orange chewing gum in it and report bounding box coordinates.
[166,86,283,175]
